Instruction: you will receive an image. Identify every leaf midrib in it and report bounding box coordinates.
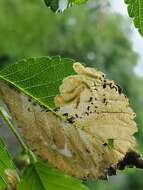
[0,75,59,117]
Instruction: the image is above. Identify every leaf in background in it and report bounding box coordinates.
[84,181,97,190]
[18,161,89,190]
[70,0,87,4]
[44,0,59,12]
[44,0,87,12]
[0,56,75,109]
[0,138,17,189]
[125,0,143,36]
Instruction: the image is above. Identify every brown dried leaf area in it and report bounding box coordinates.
[0,63,138,180]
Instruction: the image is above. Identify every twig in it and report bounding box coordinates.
[0,106,37,163]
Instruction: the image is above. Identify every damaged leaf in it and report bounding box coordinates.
[0,58,138,180]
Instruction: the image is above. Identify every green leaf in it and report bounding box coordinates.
[0,56,75,109]
[44,0,87,12]
[0,138,16,189]
[70,0,87,4]
[125,0,143,36]
[18,161,89,190]
[44,0,59,12]
[107,139,114,149]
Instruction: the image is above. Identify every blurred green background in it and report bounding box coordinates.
[0,0,143,189]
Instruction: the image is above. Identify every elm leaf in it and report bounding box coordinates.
[125,0,143,36]
[18,161,89,190]
[0,137,17,189]
[0,56,75,110]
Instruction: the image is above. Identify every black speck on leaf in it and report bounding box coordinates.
[86,149,90,153]
[116,84,122,94]
[67,116,75,124]
[87,106,90,111]
[28,98,32,102]
[27,108,30,112]
[88,97,93,102]
[63,113,68,117]
[85,112,89,116]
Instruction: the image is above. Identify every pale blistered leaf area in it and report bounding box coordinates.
[18,161,89,190]
[0,56,75,109]
[125,0,143,36]
[0,60,138,180]
[56,63,138,178]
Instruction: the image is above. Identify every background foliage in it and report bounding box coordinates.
[0,0,143,189]
[125,0,143,36]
